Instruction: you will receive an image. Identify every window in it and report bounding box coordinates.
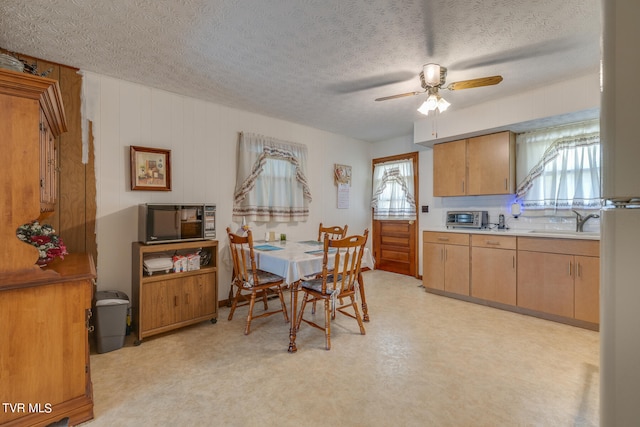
[515,119,601,211]
[371,159,416,220]
[233,132,312,222]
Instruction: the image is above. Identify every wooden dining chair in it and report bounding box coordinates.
[226,227,289,335]
[318,223,348,242]
[295,229,369,350]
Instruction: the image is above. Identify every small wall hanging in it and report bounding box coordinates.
[130,146,172,191]
[334,164,351,186]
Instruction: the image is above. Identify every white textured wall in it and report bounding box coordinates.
[414,73,600,145]
[82,71,372,301]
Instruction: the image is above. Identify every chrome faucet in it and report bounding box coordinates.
[572,210,600,232]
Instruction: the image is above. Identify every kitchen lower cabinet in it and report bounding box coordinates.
[573,255,600,323]
[423,232,469,296]
[133,240,218,344]
[421,231,600,330]
[471,235,517,305]
[517,237,600,324]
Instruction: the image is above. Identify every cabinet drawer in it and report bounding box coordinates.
[471,234,516,249]
[423,231,469,246]
[517,237,599,256]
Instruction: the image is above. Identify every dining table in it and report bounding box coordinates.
[251,239,375,352]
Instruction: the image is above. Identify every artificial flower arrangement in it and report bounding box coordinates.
[17,220,68,264]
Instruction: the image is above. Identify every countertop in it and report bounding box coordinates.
[423,227,600,240]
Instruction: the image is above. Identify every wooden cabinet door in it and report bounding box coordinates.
[574,255,600,323]
[467,132,514,195]
[518,251,574,318]
[180,273,216,321]
[0,280,90,425]
[39,109,57,212]
[433,139,467,196]
[471,247,516,305]
[141,279,180,332]
[443,244,470,296]
[422,242,444,290]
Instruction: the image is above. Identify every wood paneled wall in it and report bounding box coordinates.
[2,49,98,269]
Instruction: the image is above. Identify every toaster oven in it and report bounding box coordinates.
[446,211,489,229]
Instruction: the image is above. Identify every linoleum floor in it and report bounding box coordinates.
[82,270,599,426]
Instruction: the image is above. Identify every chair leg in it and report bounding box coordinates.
[352,299,366,335]
[277,286,289,322]
[324,298,331,350]
[296,292,309,331]
[245,291,258,335]
[228,286,242,321]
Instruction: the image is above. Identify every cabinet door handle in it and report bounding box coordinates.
[577,262,581,278]
[505,178,508,190]
[444,248,448,262]
[512,255,515,269]
[569,262,573,277]
[486,240,500,245]
[437,237,450,242]
[174,296,179,307]
[462,181,465,193]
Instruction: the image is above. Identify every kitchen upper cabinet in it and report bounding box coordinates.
[467,132,515,195]
[433,131,515,196]
[423,231,470,296]
[470,234,517,305]
[517,237,600,324]
[433,139,467,196]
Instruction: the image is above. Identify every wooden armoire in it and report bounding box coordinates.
[0,68,96,426]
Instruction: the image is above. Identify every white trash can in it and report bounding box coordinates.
[94,291,129,354]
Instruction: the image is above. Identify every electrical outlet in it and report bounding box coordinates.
[421,205,429,213]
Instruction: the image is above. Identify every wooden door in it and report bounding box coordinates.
[574,255,600,323]
[518,251,574,318]
[372,152,419,277]
[443,244,470,296]
[372,219,416,276]
[433,139,467,196]
[467,132,515,195]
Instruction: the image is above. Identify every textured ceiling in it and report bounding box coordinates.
[0,0,601,142]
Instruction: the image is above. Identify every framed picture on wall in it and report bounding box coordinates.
[130,146,172,191]
[334,164,352,186]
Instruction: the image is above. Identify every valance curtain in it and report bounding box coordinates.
[515,119,601,211]
[371,159,416,220]
[233,132,312,222]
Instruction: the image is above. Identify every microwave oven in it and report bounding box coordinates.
[446,210,489,229]
[139,203,216,244]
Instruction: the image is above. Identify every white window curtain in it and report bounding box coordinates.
[515,119,601,211]
[233,132,312,222]
[371,159,416,220]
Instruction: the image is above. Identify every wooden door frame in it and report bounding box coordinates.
[371,151,419,278]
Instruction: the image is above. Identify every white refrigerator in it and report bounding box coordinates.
[599,1,640,425]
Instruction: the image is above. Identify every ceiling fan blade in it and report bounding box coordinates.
[329,71,415,94]
[375,91,424,102]
[446,76,503,91]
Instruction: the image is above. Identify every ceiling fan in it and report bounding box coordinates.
[375,63,503,115]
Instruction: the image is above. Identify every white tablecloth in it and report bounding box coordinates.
[253,240,374,284]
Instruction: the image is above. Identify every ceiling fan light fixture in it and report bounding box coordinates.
[417,90,449,115]
[423,63,441,87]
